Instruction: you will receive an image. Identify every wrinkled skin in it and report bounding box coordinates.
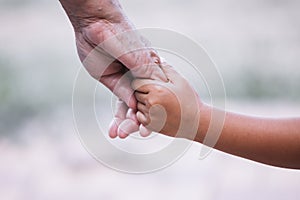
[59,0,167,138]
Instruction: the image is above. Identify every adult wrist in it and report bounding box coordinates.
[59,0,125,32]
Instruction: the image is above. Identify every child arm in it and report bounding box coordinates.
[133,64,300,169]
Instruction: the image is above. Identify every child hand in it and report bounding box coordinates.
[132,64,203,139]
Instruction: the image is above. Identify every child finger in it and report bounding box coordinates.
[137,102,149,114]
[135,92,148,105]
[136,111,150,126]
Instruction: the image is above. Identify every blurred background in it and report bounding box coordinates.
[0,0,300,199]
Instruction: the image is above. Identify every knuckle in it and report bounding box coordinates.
[153,85,164,93]
[137,103,146,111]
[142,117,151,126]
[146,98,157,106]
[137,112,150,126]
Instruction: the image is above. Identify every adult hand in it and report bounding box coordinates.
[59,0,168,138]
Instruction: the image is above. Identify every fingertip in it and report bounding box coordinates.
[118,132,129,139]
[117,119,139,139]
[161,64,183,84]
[139,124,152,137]
[118,126,129,139]
[108,119,118,139]
[159,57,166,63]
[153,69,168,82]
[117,127,128,139]
[136,111,145,124]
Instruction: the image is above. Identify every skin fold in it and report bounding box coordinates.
[133,64,300,170]
[59,0,168,138]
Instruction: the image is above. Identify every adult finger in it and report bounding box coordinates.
[129,61,168,82]
[109,101,140,139]
[101,72,136,109]
[139,124,152,138]
[118,119,139,138]
[95,29,168,82]
[118,108,139,138]
[109,118,123,139]
[109,99,127,138]
[160,63,183,83]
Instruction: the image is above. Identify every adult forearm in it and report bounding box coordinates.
[59,0,124,31]
[197,105,300,169]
